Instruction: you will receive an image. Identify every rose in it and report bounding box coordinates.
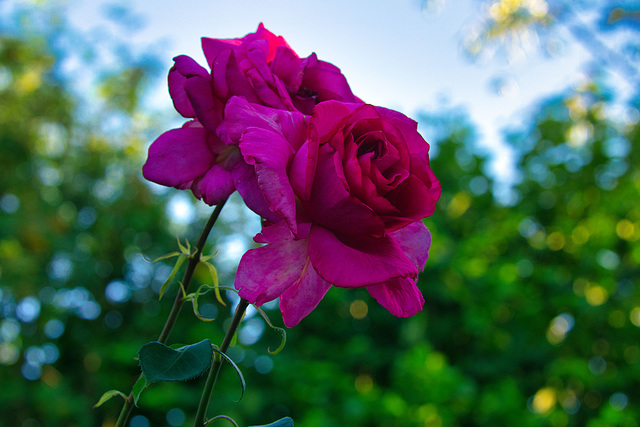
[142,24,292,207]
[142,25,360,210]
[143,24,299,208]
[141,26,441,327]
[227,97,441,326]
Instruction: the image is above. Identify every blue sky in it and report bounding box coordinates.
[64,0,593,182]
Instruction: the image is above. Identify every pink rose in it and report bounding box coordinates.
[142,24,359,209]
[228,97,441,326]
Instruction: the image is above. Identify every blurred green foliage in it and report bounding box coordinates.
[1,2,639,427]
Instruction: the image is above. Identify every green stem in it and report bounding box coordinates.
[158,197,228,343]
[114,198,228,427]
[114,394,134,427]
[194,298,250,427]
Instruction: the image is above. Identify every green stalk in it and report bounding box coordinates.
[194,298,250,427]
[115,198,228,427]
[157,198,227,343]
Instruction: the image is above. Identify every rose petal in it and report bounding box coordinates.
[245,38,273,77]
[215,50,260,103]
[225,97,307,149]
[385,174,439,222]
[411,154,442,203]
[184,75,222,132]
[238,221,328,327]
[270,45,303,89]
[235,233,309,306]
[142,127,214,188]
[305,144,385,237]
[225,97,308,231]
[173,54,209,77]
[309,100,354,143]
[194,164,235,206]
[246,69,296,110]
[168,55,208,118]
[342,136,364,197]
[379,106,431,156]
[252,23,291,62]
[232,161,281,224]
[301,55,358,103]
[253,221,294,244]
[279,259,331,327]
[289,139,317,201]
[202,23,289,66]
[239,126,298,233]
[367,277,424,317]
[202,37,242,68]
[388,221,432,269]
[211,48,232,100]
[308,224,418,288]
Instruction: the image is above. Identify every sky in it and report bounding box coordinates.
[63,0,593,182]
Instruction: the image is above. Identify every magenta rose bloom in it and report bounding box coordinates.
[142,24,359,209]
[228,97,441,327]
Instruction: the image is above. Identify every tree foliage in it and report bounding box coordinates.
[460,0,640,87]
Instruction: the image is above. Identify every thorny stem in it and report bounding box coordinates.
[194,298,250,427]
[114,199,228,427]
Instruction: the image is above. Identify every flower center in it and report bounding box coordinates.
[356,132,384,158]
[295,87,319,102]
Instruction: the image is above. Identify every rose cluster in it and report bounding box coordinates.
[143,25,441,327]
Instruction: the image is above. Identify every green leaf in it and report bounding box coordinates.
[202,261,224,306]
[211,347,245,401]
[138,340,213,383]
[93,389,127,408]
[248,417,294,427]
[132,375,147,407]
[159,254,187,300]
[200,249,218,263]
[142,251,181,263]
[177,237,192,256]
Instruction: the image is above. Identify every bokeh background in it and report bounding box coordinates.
[1,0,639,426]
